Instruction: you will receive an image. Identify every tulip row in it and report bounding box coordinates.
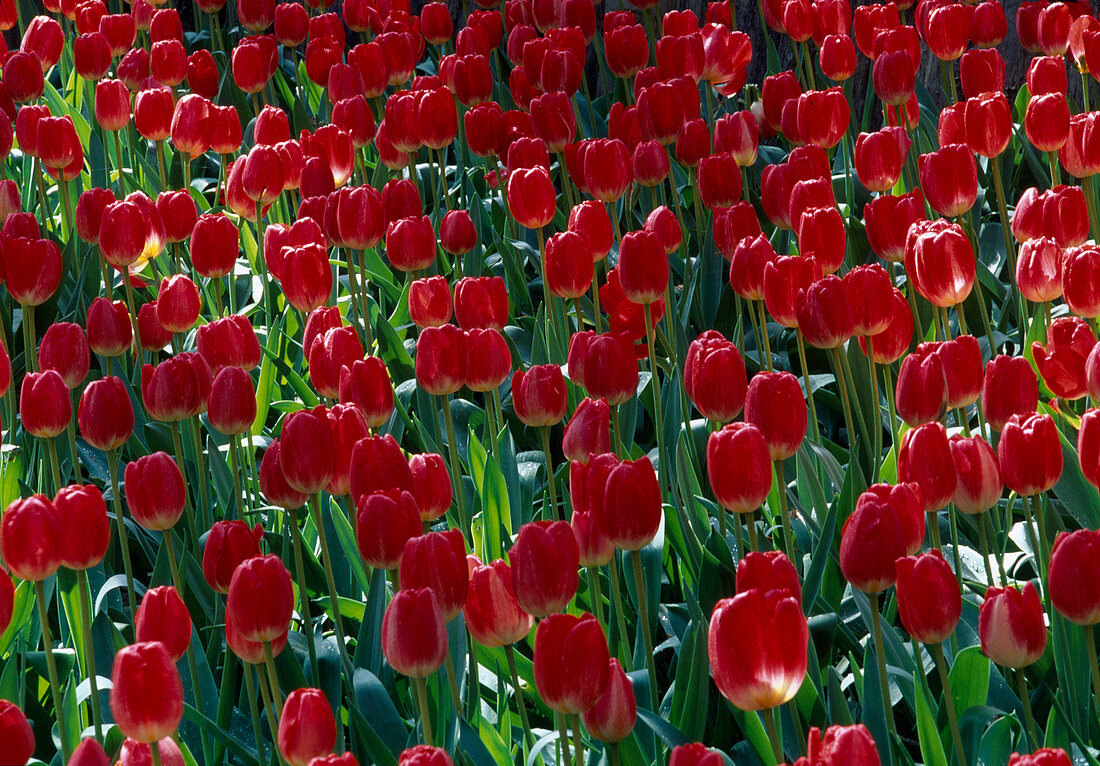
[6,0,1100,764]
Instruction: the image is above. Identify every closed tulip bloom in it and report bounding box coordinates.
[744,372,807,460]
[728,234,778,302]
[580,138,633,203]
[5,237,62,305]
[982,355,1040,431]
[864,189,926,264]
[507,167,557,229]
[568,200,614,261]
[190,213,239,279]
[708,423,773,513]
[797,275,854,349]
[964,93,1012,159]
[3,51,45,103]
[510,520,580,616]
[227,555,294,643]
[854,128,906,192]
[763,256,821,329]
[404,453,449,522]
[736,550,802,605]
[110,641,184,743]
[563,398,612,463]
[0,495,62,581]
[400,530,468,620]
[308,326,364,399]
[512,365,568,427]
[55,485,110,570]
[408,276,454,329]
[1049,529,1100,625]
[155,275,201,333]
[1063,245,1100,317]
[568,332,638,406]
[618,229,668,304]
[464,559,535,647]
[895,344,949,426]
[156,191,198,244]
[208,367,257,436]
[1025,93,1070,152]
[125,452,186,531]
[385,216,436,273]
[840,483,926,592]
[438,210,476,257]
[0,701,35,766]
[534,612,610,714]
[581,659,636,743]
[465,329,511,392]
[895,550,961,644]
[259,440,308,510]
[998,413,1063,497]
[134,87,174,141]
[697,152,742,209]
[278,688,337,766]
[843,264,894,338]
[356,490,424,571]
[588,456,662,551]
[683,330,746,423]
[1034,316,1095,400]
[225,606,289,665]
[197,315,262,373]
[544,231,593,299]
[1017,237,1064,304]
[949,434,1003,514]
[904,219,975,308]
[796,212,847,276]
[135,586,191,662]
[382,587,448,677]
[917,144,978,218]
[453,276,508,331]
[77,376,133,451]
[141,358,203,422]
[898,422,957,512]
[280,408,335,495]
[87,298,132,357]
[960,47,1005,98]
[202,520,264,594]
[979,582,1047,667]
[20,369,72,438]
[349,433,415,501]
[415,325,466,396]
[708,588,807,710]
[1044,185,1089,249]
[338,358,394,428]
[669,744,724,766]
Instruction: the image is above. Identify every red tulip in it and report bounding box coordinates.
[998,413,1063,497]
[382,587,448,677]
[278,688,337,766]
[110,641,184,743]
[1049,529,1100,625]
[707,422,772,513]
[980,582,1047,667]
[227,555,294,643]
[0,494,62,581]
[135,586,191,662]
[840,483,925,593]
[534,612,610,714]
[125,452,186,531]
[744,371,806,460]
[55,484,110,571]
[895,549,961,644]
[463,559,535,648]
[949,434,1003,515]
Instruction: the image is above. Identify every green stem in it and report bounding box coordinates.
[870,592,897,735]
[443,651,463,714]
[189,416,212,532]
[35,580,71,762]
[557,713,573,766]
[286,507,319,682]
[108,449,138,620]
[506,643,541,763]
[308,493,355,679]
[539,426,560,521]
[46,437,62,493]
[440,394,469,537]
[241,661,267,763]
[1016,668,1041,750]
[630,550,659,712]
[932,643,967,766]
[415,676,434,746]
[66,414,83,485]
[608,558,631,667]
[796,331,821,444]
[762,706,783,764]
[774,459,796,567]
[77,571,104,741]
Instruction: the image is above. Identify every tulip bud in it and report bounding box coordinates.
[110,641,184,743]
[382,587,448,677]
[895,344,949,426]
[998,413,1063,497]
[0,495,62,581]
[895,549,961,644]
[982,355,1040,431]
[0,702,35,766]
[280,409,335,495]
[736,550,801,604]
[356,490,422,571]
[227,555,294,643]
[135,586,192,662]
[708,588,807,710]
[415,325,466,396]
[534,612,610,714]
[1049,529,1100,625]
[581,659,636,743]
[949,434,1003,515]
[202,520,264,594]
[125,452,186,531]
[840,483,925,593]
[979,582,1046,667]
[464,559,535,647]
[904,219,976,308]
[87,298,133,357]
[400,530,468,620]
[20,369,72,438]
[512,364,568,427]
[55,484,110,570]
[589,456,662,551]
[707,423,772,513]
[278,688,337,766]
[744,371,807,460]
[510,520,581,617]
[562,398,611,463]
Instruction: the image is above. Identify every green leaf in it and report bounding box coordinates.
[948,646,991,714]
[916,676,949,766]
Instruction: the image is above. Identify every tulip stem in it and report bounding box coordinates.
[112,131,127,196]
[1015,668,1042,750]
[189,416,212,532]
[66,413,83,485]
[756,300,773,371]
[440,394,470,538]
[1083,626,1100,734]
[262,641,283,716]
[746,512,759,552]
[256,658,287,766]
[505,643,540,762]
[308,493,356,679]
[415,676,434,746]
[837,347,871,460]
[241,662,267,763]
[795,331,821,445]
[591,263,603,334]
[762,706,783,764]
[34,579,72,762]
[932,643,967,766]
[22,303,37,372]
[607,558,631,667]
[537,426,561,520]
[1026,495,1050,588]
[865,340,882,482]
[442,652,464,714]
[587,565,607,635]
[107,449,139,621]
[829,347,858,459]
[156,139,168,192]
[286,507,319,682]
[169,421,201,552]
[774,459,796,566]
[150,740,163,766]
[644,303,671,503]
[571,714,585,766]
[230,438,246,518]
[611,405,624,457]
[77,571,104,741]
[123,272,145,367]
[630,549,659,712]
[976,512,995,587]
[557,713,573,766]
[870,592,897,736]
[46,437,62,494]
